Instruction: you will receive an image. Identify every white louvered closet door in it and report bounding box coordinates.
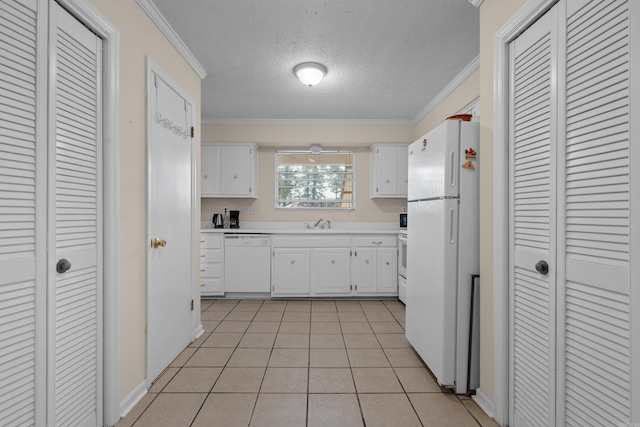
[509,1,634,426]
[0,0,45,424]
[509,7,557,427]
[50,4,102,426]
[559,1,632,425]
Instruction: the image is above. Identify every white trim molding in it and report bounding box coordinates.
[472,388,496,420]
[201,117,415,126]
[119,380,147,419]
[412,55,479,125]
[469,0,484,7]
[55,0,121,425]
[135,0,207,79]
[492,1,557,426]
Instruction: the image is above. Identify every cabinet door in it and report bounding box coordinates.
[312,248,351,295]
[353,248,376,293]
[201,144,220,196]
[221,145,253,196]
[373,146,398,196]
[397,146,408,196]
[377,248,398,293]
[272,248,310,295]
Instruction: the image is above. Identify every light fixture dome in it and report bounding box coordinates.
[294,62,327,87]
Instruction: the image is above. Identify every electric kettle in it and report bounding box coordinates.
[212,213,224,228]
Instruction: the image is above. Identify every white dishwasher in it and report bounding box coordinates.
[224,234,271,293]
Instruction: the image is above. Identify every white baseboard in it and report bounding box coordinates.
[119,380,147,419]
[193,324,205,340]
[472,387,496,420]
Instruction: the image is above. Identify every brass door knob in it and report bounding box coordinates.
[151,238,167,248]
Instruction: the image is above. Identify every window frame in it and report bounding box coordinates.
[274,150,356,210]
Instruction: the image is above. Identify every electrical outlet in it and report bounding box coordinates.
[223,206,228,214]
[248,206,257,215]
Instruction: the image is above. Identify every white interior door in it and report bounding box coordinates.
[50,4,103,425]
[508,1,635,426]
[146,60,195,383]
[559,1,633,425]
[509,7,557,427]
[0,0,45,424]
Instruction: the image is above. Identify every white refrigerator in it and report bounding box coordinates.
[405,119,480,394]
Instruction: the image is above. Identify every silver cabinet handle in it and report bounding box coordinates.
[372,241,382,245]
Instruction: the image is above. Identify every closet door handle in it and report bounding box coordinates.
[56,259,71,274]
[535,260,549,275]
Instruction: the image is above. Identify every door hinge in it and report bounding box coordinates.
[190,126,194,138]
[350,284,353,291]
[354,250,357,257]
[191,299,194,311]
[355,285,357,291]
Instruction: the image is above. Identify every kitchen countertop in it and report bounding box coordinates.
[201,221,404,235]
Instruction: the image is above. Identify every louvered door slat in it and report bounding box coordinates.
[562,1,631,425]
[0,0,40,424]
[52,4,101,426]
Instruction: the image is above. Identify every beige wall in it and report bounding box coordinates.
[200,125,414,223]
[413,69,480,139]
[89,0,202,401]
[478,0,528,404]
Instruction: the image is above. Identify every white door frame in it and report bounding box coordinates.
[145,56,197,386]
[54,0,120,425]
[492,0,557,425]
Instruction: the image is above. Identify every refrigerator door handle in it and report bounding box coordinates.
[449,151,457,188]
[449,208,456,244]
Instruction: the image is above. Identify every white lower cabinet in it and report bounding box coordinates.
[312,248,352,295]
[270,234,397,297]
[200,232,224,296]
[272,248,310,295]
[352,236,398,296]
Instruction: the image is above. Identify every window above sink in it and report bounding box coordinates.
[275,151,355,209]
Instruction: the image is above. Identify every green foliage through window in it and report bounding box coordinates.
[276,151,354,209]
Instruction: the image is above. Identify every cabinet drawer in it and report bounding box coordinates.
[201,278,223,295]
[201,249,222,263]
[201,233,223,248]
[200,262,222,278]
[273,236,350,248]
[352,235,397,247]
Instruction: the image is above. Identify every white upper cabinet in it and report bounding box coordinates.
[201,142,258,198]
[201,144,220,195]
[370,144,408,198]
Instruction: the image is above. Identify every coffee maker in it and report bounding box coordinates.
[229,210,240,228]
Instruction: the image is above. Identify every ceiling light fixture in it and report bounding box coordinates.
[294,62,327,87]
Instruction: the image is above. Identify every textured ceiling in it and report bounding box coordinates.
[150,0,479,123]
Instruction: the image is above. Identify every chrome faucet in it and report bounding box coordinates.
[314,218,324,229]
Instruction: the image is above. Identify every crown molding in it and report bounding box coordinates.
[201,118,414,126]
[135,0,207,79]
[469,0,484,7]
[411,55,479,124]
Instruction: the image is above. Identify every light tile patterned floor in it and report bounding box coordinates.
[117,299,498,427]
